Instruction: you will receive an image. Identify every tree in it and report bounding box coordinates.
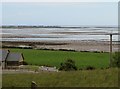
[111,52,120,67]
[59,59,77,71]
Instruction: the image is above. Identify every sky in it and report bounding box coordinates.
[1,2,118,26]
[1,0,119,2]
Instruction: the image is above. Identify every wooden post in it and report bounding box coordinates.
[31,81,37,89]
[110,34,112,67]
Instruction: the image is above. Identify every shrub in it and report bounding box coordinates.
[111,52,120,67]
[43,64,54,67]
[79,68,83,70]
[106,67,110,69]
[86,66,95,70]
[23,61,28,65]
[59,59,77,71]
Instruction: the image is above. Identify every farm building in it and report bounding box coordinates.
[0,49,24,69]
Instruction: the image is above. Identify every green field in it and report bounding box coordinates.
[6,48,110,68]
[2,68,118,87]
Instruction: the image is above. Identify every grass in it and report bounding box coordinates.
[5,48,110,69]
[2,48,118,87]
[2,68,118,87]
[19,65,39,71]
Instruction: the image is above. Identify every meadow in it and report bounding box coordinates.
[2,68,118,87]
[2,48,119,88]
[6,48,110,69]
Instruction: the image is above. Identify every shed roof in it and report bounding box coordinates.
[6,52,22,61]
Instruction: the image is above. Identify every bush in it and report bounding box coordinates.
[79,68,83,70]
[111,52,120,67]
[23,61,28,65]
[59,59,77,71]
[43,64,54,67]
[86,66,95,70]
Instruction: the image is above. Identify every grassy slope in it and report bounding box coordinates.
[6,48,110,68]
[2,68,118,87]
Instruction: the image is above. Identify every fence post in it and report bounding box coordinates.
[31,81,37,89]
[110,34,112,67]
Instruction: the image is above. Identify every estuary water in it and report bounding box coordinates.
[1,27,118,42]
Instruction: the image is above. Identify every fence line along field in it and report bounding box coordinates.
[5,48,110,69]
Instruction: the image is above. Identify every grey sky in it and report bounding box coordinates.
[2,2,118,26]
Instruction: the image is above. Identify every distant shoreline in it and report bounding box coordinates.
[1,25,118,29]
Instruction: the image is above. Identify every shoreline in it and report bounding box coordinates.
[2,40,119,52]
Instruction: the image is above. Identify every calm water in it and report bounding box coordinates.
[0,27,118,42]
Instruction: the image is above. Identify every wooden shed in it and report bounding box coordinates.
[0,49,24,69]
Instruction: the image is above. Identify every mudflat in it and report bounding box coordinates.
[2,40,119,52]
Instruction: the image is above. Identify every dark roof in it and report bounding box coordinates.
[0,49,9,61]
[6,52,22,61]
